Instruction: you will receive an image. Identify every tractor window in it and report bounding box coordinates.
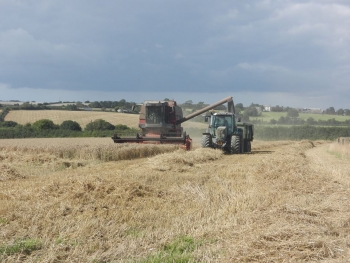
[224,116,232,133]
[212,115,233,134]
[146,106,164,124]
[213,116,231,127]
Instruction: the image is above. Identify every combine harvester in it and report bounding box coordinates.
[112,96,254,153]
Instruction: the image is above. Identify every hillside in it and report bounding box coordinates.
[1,139,350,262]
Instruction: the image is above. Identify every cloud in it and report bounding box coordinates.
[236,63,291,74]
[0,0,349,108]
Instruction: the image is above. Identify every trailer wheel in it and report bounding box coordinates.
[231,135,241,154]
[243,140,251,153]
[201,135,212,148]
[246,141,251,152]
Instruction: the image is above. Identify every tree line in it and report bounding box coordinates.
[1,118,349,141]
[0,119,138,139]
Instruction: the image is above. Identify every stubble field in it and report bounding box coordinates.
[1,138,350,262]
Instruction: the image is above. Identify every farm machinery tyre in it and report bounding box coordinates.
[201,134,212,148]
[247,141,251,152]
[231,135,241,154]
[244,141,251,153]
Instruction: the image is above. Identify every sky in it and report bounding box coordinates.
[0,0,350,109]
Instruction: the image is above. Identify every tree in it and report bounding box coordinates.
[243,106,259,118]
[271,105,284,112]
[115,124,129,130]
[235,103,243,114]
[270,119,277,125]
[65,104,78,111]
[287,108,299,118]
[20,102,35,110]
[85,119,115,131]
[60,120,82,131]
[32,119,59,131]
[306,117,316,125]
[0,121,18,127]
[236,103,244,111]
[337,108,344,116]
[119,99,126,106]
[278,116,287,124]
[89,101,102,108]
[163,98,170,101]
[325,107,336,115]
[195,101,207,110]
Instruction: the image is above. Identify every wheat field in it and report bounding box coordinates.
[1,138,350,262]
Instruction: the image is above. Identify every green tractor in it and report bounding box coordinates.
[201,100,254,154]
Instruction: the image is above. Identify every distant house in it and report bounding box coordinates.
[301,108,323,114]
[263,105,271,112]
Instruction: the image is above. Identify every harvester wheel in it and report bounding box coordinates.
[201,134,212,148]
[230,135,241,154]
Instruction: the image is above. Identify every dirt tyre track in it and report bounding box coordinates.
[205,140,350,262]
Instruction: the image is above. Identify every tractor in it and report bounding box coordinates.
[201,99,254,154]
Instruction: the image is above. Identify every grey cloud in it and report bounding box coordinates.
[0,0,349,108]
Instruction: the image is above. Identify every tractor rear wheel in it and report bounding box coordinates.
[201,134,212,148]
[230,135,241,154]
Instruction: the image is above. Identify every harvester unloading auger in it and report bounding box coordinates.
[111,96,254,153]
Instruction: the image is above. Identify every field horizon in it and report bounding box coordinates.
[5,109,350,129]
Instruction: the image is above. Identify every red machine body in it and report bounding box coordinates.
[112,99,192,150]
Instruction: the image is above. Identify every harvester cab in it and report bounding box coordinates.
[139,100,183,135]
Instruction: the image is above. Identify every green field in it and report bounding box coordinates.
[251,112,350,123]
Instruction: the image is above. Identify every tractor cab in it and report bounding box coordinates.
[210,113,235,135]
[205,113,236,148]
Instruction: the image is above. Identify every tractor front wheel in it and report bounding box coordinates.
[201,134,212,148]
